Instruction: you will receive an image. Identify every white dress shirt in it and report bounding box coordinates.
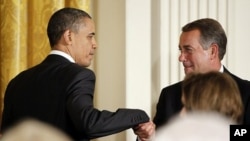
[49,50,75,63]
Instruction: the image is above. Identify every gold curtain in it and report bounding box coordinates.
[0,0,90,124]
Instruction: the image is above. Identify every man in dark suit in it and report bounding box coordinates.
[1,8,155,141]
[153,18,250,129]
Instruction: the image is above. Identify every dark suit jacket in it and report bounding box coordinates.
[1,55,149,141]
[153,67,250,129]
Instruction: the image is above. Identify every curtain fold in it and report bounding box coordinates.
[0,0,90,126]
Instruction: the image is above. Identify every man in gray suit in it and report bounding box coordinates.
[1,7,155,141]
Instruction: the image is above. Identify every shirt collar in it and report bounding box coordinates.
[49,50,75,63]
[219,65,224,72]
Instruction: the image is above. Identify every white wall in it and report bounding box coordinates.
[91,0,250,141]
[227,0,250,80]
[91,1,126,141]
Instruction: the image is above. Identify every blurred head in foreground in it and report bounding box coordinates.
[154,112,232,141]
[1,119,73,141]
[154,72,243,141]
[180,71,243,123]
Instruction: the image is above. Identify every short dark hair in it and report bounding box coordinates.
[182,18,227,60]
[47,7,92,47]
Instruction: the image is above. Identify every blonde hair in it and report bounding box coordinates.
[182,71,243,123]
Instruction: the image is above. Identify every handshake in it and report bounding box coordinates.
[133,120,155,141]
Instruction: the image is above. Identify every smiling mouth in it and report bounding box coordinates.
[183,63,192,68]
[184,66,193,70]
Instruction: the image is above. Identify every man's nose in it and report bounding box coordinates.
[92,38,97,49]
[178,52,186,62]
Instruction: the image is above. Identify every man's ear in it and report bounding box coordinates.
[63,30,72,45]
[210,43,219,60]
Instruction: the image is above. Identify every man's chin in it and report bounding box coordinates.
[184,68,194,75]
[78,61,92,67]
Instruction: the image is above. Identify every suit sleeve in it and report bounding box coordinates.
[245,97,250,124]
[153,84,183,129]
[66,69,149,139]
[153,88,168,129]
[239,80,250,124]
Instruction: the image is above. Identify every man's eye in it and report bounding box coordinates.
[186,48,193,52]
[179,48,193,54]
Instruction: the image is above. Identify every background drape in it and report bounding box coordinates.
[0,0,90,126]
